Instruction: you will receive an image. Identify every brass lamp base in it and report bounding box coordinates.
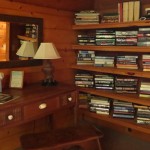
[41,59,57,86]
[42,79,57,86]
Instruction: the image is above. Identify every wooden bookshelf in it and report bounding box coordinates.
[72,20,150,138]
[71,64,150,78]
[79,108,150,135]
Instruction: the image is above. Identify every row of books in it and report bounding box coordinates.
[77,28,150,46]
[75,73,150,97]
[74,0,140,25]
[118,1,140,22]
[101,13,119,23]
[78,93,150,124]
[77,51,149,71]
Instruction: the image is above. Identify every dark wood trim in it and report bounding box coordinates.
[0,14,43,68]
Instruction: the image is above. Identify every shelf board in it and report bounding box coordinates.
[71,64,150,78]
[72,21,150,30]
[80,108,150,134]
[72,45,150,53]
[76,87,150,106]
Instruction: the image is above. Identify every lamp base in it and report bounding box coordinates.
[42,79,57,86]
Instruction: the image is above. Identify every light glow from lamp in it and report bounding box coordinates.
[16,41,36,57]
[34,42,61,86]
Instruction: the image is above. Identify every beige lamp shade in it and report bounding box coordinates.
[34,43,61,59]
[16,41,36,57]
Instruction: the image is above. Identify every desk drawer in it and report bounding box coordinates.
[60,91,76,107]
[24,97,60,120]
[0,107,22,127]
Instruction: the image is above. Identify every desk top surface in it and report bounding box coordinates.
[0,83,76,109]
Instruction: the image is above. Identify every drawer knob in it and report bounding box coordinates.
[39,103,47,109]
[8,115,14,120]
[68,97,72,102]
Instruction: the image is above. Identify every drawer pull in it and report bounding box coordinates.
[68,97,72,102]
[8,115,14,120]
[39,103,47,109]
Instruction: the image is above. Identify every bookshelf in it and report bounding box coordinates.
[72,21,150,138]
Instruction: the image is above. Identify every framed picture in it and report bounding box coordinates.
[10,71,24,88]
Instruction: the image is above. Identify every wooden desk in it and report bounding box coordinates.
[0,83,77,128]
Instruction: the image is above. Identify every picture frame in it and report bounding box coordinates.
[9,71,24,88]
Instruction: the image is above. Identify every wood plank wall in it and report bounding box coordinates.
[0,1,94,150]
[0,1,74,87]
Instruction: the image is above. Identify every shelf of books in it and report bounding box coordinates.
[77,87,150,107]
[79,108,150,134]
[72,11,150,130]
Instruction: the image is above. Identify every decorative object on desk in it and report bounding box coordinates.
[10,71,24,88]
[16,41,37,60]
[0,72,4,93]
[34,42,61,86]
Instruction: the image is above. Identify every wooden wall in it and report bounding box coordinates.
[0,1,94,150]
[0,0,150,150]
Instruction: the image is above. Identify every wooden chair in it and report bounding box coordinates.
[20,124,103,150]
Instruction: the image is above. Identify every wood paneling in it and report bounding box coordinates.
[0,0,80,86]
[9,0,95,11]
[0,1,88,149]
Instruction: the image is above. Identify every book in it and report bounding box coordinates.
[118,2,123,22]
[123,2,129,22]
[0,93,13,104]
[128,1,134,22]
[134,1,140,21]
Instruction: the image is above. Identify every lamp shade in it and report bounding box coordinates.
[34,43,61,59]
[16,41,36,57]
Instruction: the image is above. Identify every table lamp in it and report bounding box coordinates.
[16,41,36,59]
[34,42,61,86]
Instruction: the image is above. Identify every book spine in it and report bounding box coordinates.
[133,1,140,21]
[118,2,123,22]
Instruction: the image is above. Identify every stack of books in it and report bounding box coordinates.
[112,100,135,119]
[78,92,91,108]
[115,31,138,46]
[115,77,138,93]
[139,81,150,98]
[94,56,115,67]
[116,55,139,69]
[89,96,111,115]
[142,55,150,71]
[75,73,94,88]
[25,24,38,39]
[101,13,119,23]
[74,10,100,25]
[134,104,150,124]
[137,28,150,46]
[94,74,114,90]
[77,34,95,45]
[77,50,95,65]
[96,30,116,46]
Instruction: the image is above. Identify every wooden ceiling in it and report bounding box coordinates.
[9,0,95,11]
